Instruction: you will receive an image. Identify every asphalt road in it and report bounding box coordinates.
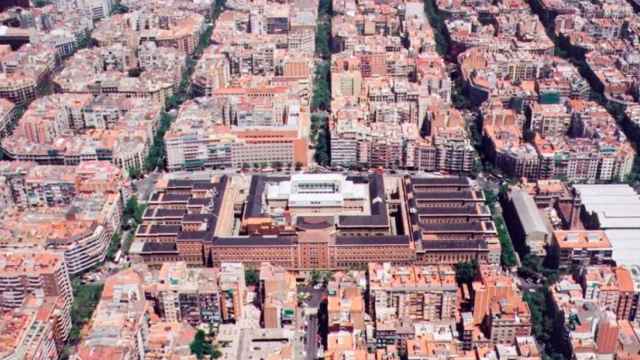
[299,286,325,359]
[306,313,319,359]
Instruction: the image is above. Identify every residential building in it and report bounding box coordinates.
[147,262,221,326]
[75,269,149,360]
[259,262,297,329]
[552,230,613,270]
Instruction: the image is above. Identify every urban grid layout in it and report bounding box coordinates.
[2,0,640,359]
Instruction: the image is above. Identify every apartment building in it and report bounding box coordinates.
[191,50,231,97]
[0,44,56,105]
[0,296,68,360]
[552,230,613,270]
[147,262,221,326]
[529,103,572,138]
[76,269,148,360]
[92,9,205,56]
[405,323,462,360]
[0,98,15,138]
[0,160,126,209]
[78,0,113,20]
[0,192,122,275]
[327,271,366,333]
[368,263,458,327]
[144,321,196,360]
[325,271,368,360]
[472,266,532,346]
[1,95,160,171]
[259,262,297,329]
[219,263,246,323]
[0,251,72,313]
[166,125,308,171]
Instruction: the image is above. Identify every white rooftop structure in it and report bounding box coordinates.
[574,184,640,266]
[573,184,640,229]
[511,190,549,256]
[267,174,367,208]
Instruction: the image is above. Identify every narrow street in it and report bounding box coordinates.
[299,286,325,359]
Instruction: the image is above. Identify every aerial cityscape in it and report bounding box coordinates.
[2,0,640,359]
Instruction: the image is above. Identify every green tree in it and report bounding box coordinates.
[76,35,97,49]
[67,280,103,345]
[33,0,50,7]
[423,0,449,57]
[311,114,330,166]
[128,167,142,180]
[144,112,173,171]
[319,0,332,16]
[127,68,142,77]
[211,0,226,20]
[523,128,536,142]
[315,22,331,59]
[311,63,331,111]
[124,196,146,225]
[310,269,331,285]
[245,268,259,286]
[454,260,478,285]
[212,348,222,359]
[484,190,517,267]
[122,231,136,255]
[190,330,214,359]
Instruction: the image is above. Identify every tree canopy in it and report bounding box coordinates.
[454,260,478,286]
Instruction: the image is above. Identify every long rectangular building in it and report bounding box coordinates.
[165,126,309,171]
[403,176,501,265]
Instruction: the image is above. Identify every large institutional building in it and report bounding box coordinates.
[131,174,501,270]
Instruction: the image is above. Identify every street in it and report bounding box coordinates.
[299,286,325,359]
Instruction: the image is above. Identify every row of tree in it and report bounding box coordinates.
[311,114,330,165]
[311,62,330,112]
[484,190,518,267]
[142,112,173,172]
[240,161,303,170]
[315,0,332,59]
[143,0,226,173]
